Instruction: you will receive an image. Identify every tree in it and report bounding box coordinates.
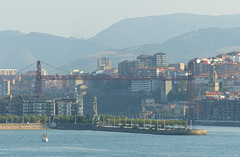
[153,88,162,104]
[167,90,177,102]
[19,116,24,123]
[219,82,228,92]
[13,115,19,123]
[0,116,6,123]
[177,89,187,101]
[61,115,70,123]
[40,115,48,123]
[7,115,14,123]
[77,116,87,123]
[30,115,38,123]
[24,115,30,123]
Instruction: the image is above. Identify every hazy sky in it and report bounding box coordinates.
[0,0,240,38]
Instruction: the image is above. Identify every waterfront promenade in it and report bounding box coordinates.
[0,123,48,130]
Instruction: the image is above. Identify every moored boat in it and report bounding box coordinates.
[41,133,49,142]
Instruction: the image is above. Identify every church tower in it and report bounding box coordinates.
[208,65,219,92]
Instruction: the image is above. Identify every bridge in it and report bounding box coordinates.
[33,60,194,102]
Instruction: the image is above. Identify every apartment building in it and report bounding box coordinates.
[0,69,17,75]
[98,57,112,70]
[0,94,55,116]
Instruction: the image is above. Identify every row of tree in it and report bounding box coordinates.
[98,115,185,128]
[0,115,48,123]
[0,114,185,127]
[0,115,92,124]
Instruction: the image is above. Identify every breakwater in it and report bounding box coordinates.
[92,126,207,135]
[54,124,207,135]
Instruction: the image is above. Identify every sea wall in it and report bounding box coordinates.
[54,124,93,130]
[194,120,240,127]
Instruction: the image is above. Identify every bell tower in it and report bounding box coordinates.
[208,65,219,92]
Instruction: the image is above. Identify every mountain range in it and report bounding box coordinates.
[0,31,111,72]
[113,27,240,65]
[1,13,240,73]
[91,13,240,48]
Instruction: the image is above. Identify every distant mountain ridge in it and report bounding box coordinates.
[111,27,240,65]
[2,13,240,72]
[0,30,112,73]
[90,13,240,48]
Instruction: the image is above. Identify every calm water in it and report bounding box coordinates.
[0,126,239,157]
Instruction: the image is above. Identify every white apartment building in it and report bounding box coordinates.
[0,69,17,75]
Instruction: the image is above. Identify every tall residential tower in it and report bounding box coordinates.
[153,52,167,67]
[98,57,112,70]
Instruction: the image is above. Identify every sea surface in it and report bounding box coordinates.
[0,126,239,157]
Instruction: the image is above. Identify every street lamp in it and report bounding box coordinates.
[114,118,115,127]
[75,115,76,125]
[144,118,145,128]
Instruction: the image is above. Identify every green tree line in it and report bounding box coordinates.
[98,115,185,128]
[0,115,92,124]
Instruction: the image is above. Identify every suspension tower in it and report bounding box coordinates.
[35,60,42,94]
[186,60,195,120]
[187,60,195,103]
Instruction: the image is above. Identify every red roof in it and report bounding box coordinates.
[202,61,209,65]
[134,67,168,70]
[206,91,223,95]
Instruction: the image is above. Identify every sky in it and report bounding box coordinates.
[0,0,240,39]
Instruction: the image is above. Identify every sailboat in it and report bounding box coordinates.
[41,125,49,142]
[41,132,49,142]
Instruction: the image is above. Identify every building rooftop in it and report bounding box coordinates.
[0,94,54,100]
[134,66,168,70]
